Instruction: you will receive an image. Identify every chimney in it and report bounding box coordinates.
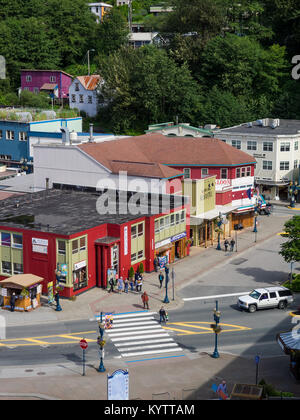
[89,124,94,142]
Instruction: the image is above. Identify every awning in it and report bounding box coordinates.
[277,330,300,354]
[40,83,58,91]
[0,274,44,290]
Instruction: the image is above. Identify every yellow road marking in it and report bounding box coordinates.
[162,326,199,334]
[164,321,251,336]
[23,338,50,345]
[58,335,95,342]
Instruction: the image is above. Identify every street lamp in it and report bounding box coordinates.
[289,181,298,208]
[163,265,170,304]
[97,312,106,372]
[253,207,258,242]
[215,212,225,251]
[87,49,95,76]
[211,300,222,358]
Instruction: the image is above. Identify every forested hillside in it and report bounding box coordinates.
[0,0,299,134]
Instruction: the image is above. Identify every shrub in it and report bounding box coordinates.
[259,379,294,398]
[129,267,135,279]
[139,263,144,274]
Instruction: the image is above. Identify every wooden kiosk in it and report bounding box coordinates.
[0,274,43,312]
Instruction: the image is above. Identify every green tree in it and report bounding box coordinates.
[279,216,300,263]
[19,90,51,108]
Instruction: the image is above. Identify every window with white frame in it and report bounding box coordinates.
[88,96,93,104]
[183,168,191,179]
[220,168,228,179]
[75,83,80,91]
[263,142,273,152]
[280,161,290,170]
[50,76,56,82]
[33,87,39,94]
[19,132,27,141]
[71,94,76,103]
[79,94,84,103]
[294,160,298,169]
[138,223,144,237]
[160,218,164,232]
[131,225,137,240]
[2,261,11,275]
[26,75,32,82]
[263,160,272,170]
[231,140,241,149]
[280,142,290,152]
[165,216,170,229]
[247,141,257,151]
[246,166,251,176]
[6,130,14,140]
[201,168,209,177]
[58,240,66,255]
[13,263,23,274]
[295,141,299,151]
[236,168,241,178]
[80,237,86,251]
[155,220,160,234]
[12,234,23,249]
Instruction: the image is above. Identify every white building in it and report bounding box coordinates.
[216,119,300,200]
[88,2,112,23]
[69,75,102,117]
[146,122,213,138]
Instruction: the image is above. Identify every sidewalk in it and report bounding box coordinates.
[0,210,293,327]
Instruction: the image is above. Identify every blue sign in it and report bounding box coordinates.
[171,232,187,242]
[255,355,260,365]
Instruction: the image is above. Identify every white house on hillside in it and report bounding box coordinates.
[69,75,102,117]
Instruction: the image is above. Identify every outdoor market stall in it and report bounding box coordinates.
[0,274,44,312]
[277,329,300,380]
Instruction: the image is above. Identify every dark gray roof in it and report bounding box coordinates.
[218,119,300,136]
[0,189,187,236]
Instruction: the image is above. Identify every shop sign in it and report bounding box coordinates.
[171,232,187,242]
[32,244,48,254]
[124,226,128,256]
[155,238,171,250]
[32,238,48,246]
[74,260,86,271]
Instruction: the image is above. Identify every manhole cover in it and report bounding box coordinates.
[230,258,247,265]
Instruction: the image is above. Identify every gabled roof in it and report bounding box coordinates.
[76,75,102,91]
[78,133,256,178]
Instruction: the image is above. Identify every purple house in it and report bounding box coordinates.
[21,69,73,99]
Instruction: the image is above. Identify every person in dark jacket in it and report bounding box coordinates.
[224,239,229,252]
[158,271,164,288]
[10,292,16,312]
[153,256,158,272]
[159,306,167,323]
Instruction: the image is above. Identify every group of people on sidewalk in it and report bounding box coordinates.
[224,238,235,252]
[108,270,144,294]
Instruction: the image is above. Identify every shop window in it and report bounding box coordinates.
[165,216,170,229]
[170,214,175,226]
[80,237,86,251]
[138,223,143,237]
[2,261,11,274]
[131,225,137,239]
[138,250,144,260]
[58,240,66,255]
[13,263,23,274]
[155,220,160,234]
[73,266,87,292]
[12,234,23,249]
[160,218,164,231]
[72,239,79,254]
[1,232,11,247]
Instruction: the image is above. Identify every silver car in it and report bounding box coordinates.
[238,287,294,313]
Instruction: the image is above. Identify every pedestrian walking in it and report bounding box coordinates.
[230,238,235,252]
[108,277,114,293]
[159,306,167,323]
[153,256,158,272]
[158,271,164,288]
[136,276,142,292]
[141,291,149,309]
[117,277,124,294]
[10,292,16,312]
[217,380,228,400]
[224,239,229,252]
[124,278,129,293]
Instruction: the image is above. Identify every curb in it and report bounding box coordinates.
[0,393,60,400]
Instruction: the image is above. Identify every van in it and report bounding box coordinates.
[238,286,294,313]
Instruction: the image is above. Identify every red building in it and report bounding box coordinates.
[0,189,189,298]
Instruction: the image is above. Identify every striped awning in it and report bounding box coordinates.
[277,330,300,354]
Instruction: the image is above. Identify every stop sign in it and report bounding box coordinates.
[79,339,88,350]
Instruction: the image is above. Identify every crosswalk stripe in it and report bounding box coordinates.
[110,333,170,342]
[116,343,179,352]
[115,338,174,347]
[108,328,166,338]
[122,348,182,358]
[108,325,162,334]
[111,321,157,328]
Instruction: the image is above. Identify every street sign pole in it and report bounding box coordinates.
[79,339,88,376]
[83,348,86,377]
[255,355,260,385]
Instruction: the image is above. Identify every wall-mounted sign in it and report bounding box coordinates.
[171,232,187,242]
[155,238,171,249]
[32,244,48,254]
[124,226,128,256]
[32,238,48,246]
[74,260,86,271]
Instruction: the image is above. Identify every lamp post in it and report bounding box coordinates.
[97,312,106,372]
[87,49,95,76]
[211,300,222,358]
[253,207,258,243]
[216,212,223,251]
[163,265,170,304]
[289,181,298,208]
[171,267,175,301]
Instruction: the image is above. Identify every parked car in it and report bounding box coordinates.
[238,287,294,313]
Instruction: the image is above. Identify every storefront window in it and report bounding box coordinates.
[73,266,87,291]
[131,225,137,239]
[80,237,86,251]
[58,240,66,255]
[72,240,79,254]
[2,261,11,274]
[13,263,23,274]
[1,232,11,247]
[12,234,23,249]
